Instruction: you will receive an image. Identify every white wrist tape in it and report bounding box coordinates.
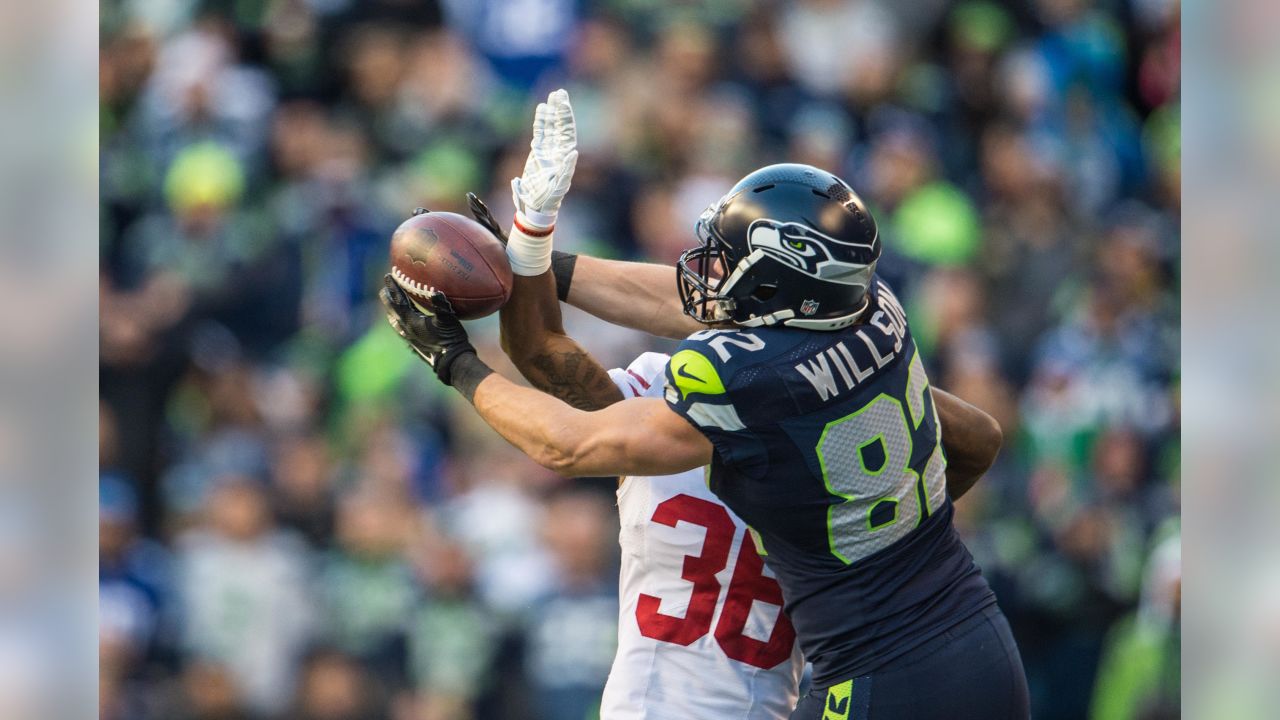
[507,213,554,276]
[519,206,557,228]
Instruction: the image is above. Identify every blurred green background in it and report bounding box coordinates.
[99,1,1180,719]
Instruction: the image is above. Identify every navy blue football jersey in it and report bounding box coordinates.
[663,280,995,685]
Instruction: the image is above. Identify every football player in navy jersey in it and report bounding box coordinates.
[381,159,1029,719]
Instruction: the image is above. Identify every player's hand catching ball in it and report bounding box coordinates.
[508,88,577,276]
[379,274,476,385]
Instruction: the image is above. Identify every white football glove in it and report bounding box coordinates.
[508,88,578,276]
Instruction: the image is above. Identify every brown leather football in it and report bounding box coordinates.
[388,211,513,320]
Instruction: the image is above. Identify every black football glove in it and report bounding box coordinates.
[379,274,476,385]
[466,192,509,246]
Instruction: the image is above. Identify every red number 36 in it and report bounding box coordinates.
[634,494,796,670]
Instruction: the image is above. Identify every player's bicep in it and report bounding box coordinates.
[570,398,712,477]
[627,399,715,472]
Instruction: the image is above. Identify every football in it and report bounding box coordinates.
[388,210,513,320]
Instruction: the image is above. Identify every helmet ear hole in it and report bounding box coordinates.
[751,284,778,301]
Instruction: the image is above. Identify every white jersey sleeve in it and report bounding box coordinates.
[607,351,671,399]
[600,353,803,720]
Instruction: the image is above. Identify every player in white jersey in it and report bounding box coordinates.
[601,351,803,719]
[398,90,1005,719]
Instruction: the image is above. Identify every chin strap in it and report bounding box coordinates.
[736,295,871,331]
[778,304,869,330]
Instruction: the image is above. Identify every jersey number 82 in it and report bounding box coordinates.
[817,351,948,565]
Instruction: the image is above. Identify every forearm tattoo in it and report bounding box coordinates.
[527,348,623,411]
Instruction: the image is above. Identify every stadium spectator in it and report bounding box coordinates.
[319,489,417,678]
[174,475,317,715]
[522,488,619,720]
[289,647,391,720]
[406,537,497,720]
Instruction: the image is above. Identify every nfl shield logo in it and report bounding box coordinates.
[800,299,820,316]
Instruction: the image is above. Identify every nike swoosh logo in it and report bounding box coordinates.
[676,365,703,383]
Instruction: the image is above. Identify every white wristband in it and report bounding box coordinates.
[507,213,554,276]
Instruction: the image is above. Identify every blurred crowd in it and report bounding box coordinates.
[99,0,1180,719]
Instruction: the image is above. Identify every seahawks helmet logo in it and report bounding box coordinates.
[747,219,876,287]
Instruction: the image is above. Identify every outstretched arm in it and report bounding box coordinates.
[488,89,623,411]
[931,388,1003,500]
[474,379,711,477]
[379,276,712,477]
[500,87,702,341]
[552,253,703,340]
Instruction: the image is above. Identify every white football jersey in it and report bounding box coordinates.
[599,352,803,720]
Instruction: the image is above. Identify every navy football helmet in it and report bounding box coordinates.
[677,164,881,330]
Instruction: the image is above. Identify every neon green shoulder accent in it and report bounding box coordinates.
[669,349,725,399]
